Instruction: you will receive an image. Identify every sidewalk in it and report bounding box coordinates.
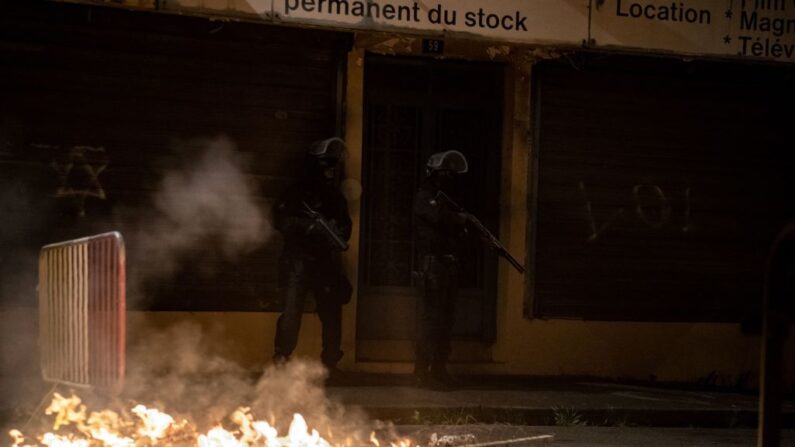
[395,425,795,447]
[2,374,794,430]
[325,374,795,428]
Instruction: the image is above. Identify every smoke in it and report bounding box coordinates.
[123,320,252,425]
[0,176,48,379]
[251,361,381,445]
[126,136,272,301]
[0,175,49,309]
[116,137,387,444]
[121,321,383,445]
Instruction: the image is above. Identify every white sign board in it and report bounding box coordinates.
[273,0,589,46]
[55,0,795,63]
[591,0,795,63]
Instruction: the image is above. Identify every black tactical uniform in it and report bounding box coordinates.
[272,138,352,370]
[412,150,469,388]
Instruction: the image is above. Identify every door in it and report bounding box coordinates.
[356,55,503,362]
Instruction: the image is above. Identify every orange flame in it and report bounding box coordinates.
[8,393,414,447]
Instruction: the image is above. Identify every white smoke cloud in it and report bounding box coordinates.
[118,137,384,441]
[251,360,378,443]
[122,321,384,446]
[129,136,271,289]
[123,320,252,425]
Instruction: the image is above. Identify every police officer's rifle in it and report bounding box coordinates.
[436,191,526,274]
[301,201,349,251]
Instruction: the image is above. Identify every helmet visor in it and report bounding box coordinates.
[427,150,468,174]
[308,137,347,161]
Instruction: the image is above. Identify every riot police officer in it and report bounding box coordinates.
[272,137,352,372]
[412,150,470,389]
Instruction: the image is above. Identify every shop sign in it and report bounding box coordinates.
[590,0,795,63]
[53,0,795,63]
[274,0,589,46]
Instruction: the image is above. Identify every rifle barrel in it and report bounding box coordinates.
[436,192,525,274]
[302,201,349,251]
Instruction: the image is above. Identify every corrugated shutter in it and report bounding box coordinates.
[531,55,795,322]
[0,2,350,311]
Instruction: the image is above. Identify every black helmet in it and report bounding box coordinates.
[425,150,468,176]
[308,137,346,163]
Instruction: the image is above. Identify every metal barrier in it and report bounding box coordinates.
[38,232,126,393]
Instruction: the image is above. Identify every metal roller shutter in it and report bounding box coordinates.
[531,55,795,322]
[0,2,350,311]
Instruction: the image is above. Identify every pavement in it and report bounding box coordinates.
[395,425,795,447]
[2,372,795,435]
[324,374,795,429]
[331,376,795,446]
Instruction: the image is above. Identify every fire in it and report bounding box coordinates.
[9,430,32,447]
[45,394,86,431]
[131,404,186,441]
[9,394,413,447]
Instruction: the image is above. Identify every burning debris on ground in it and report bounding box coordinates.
[7,361,413,447]
[10,391,337,447]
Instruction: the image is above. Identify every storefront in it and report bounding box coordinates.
[1,0,793,385]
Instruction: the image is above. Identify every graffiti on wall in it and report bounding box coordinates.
[37,144,109,216]
[579,181,694,242]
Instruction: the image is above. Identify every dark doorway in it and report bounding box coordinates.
[357,55,503,362]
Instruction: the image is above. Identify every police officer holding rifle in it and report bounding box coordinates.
[413,150,524,390]
[272,137,352,375]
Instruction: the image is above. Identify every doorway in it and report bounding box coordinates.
[356,55,503,362]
